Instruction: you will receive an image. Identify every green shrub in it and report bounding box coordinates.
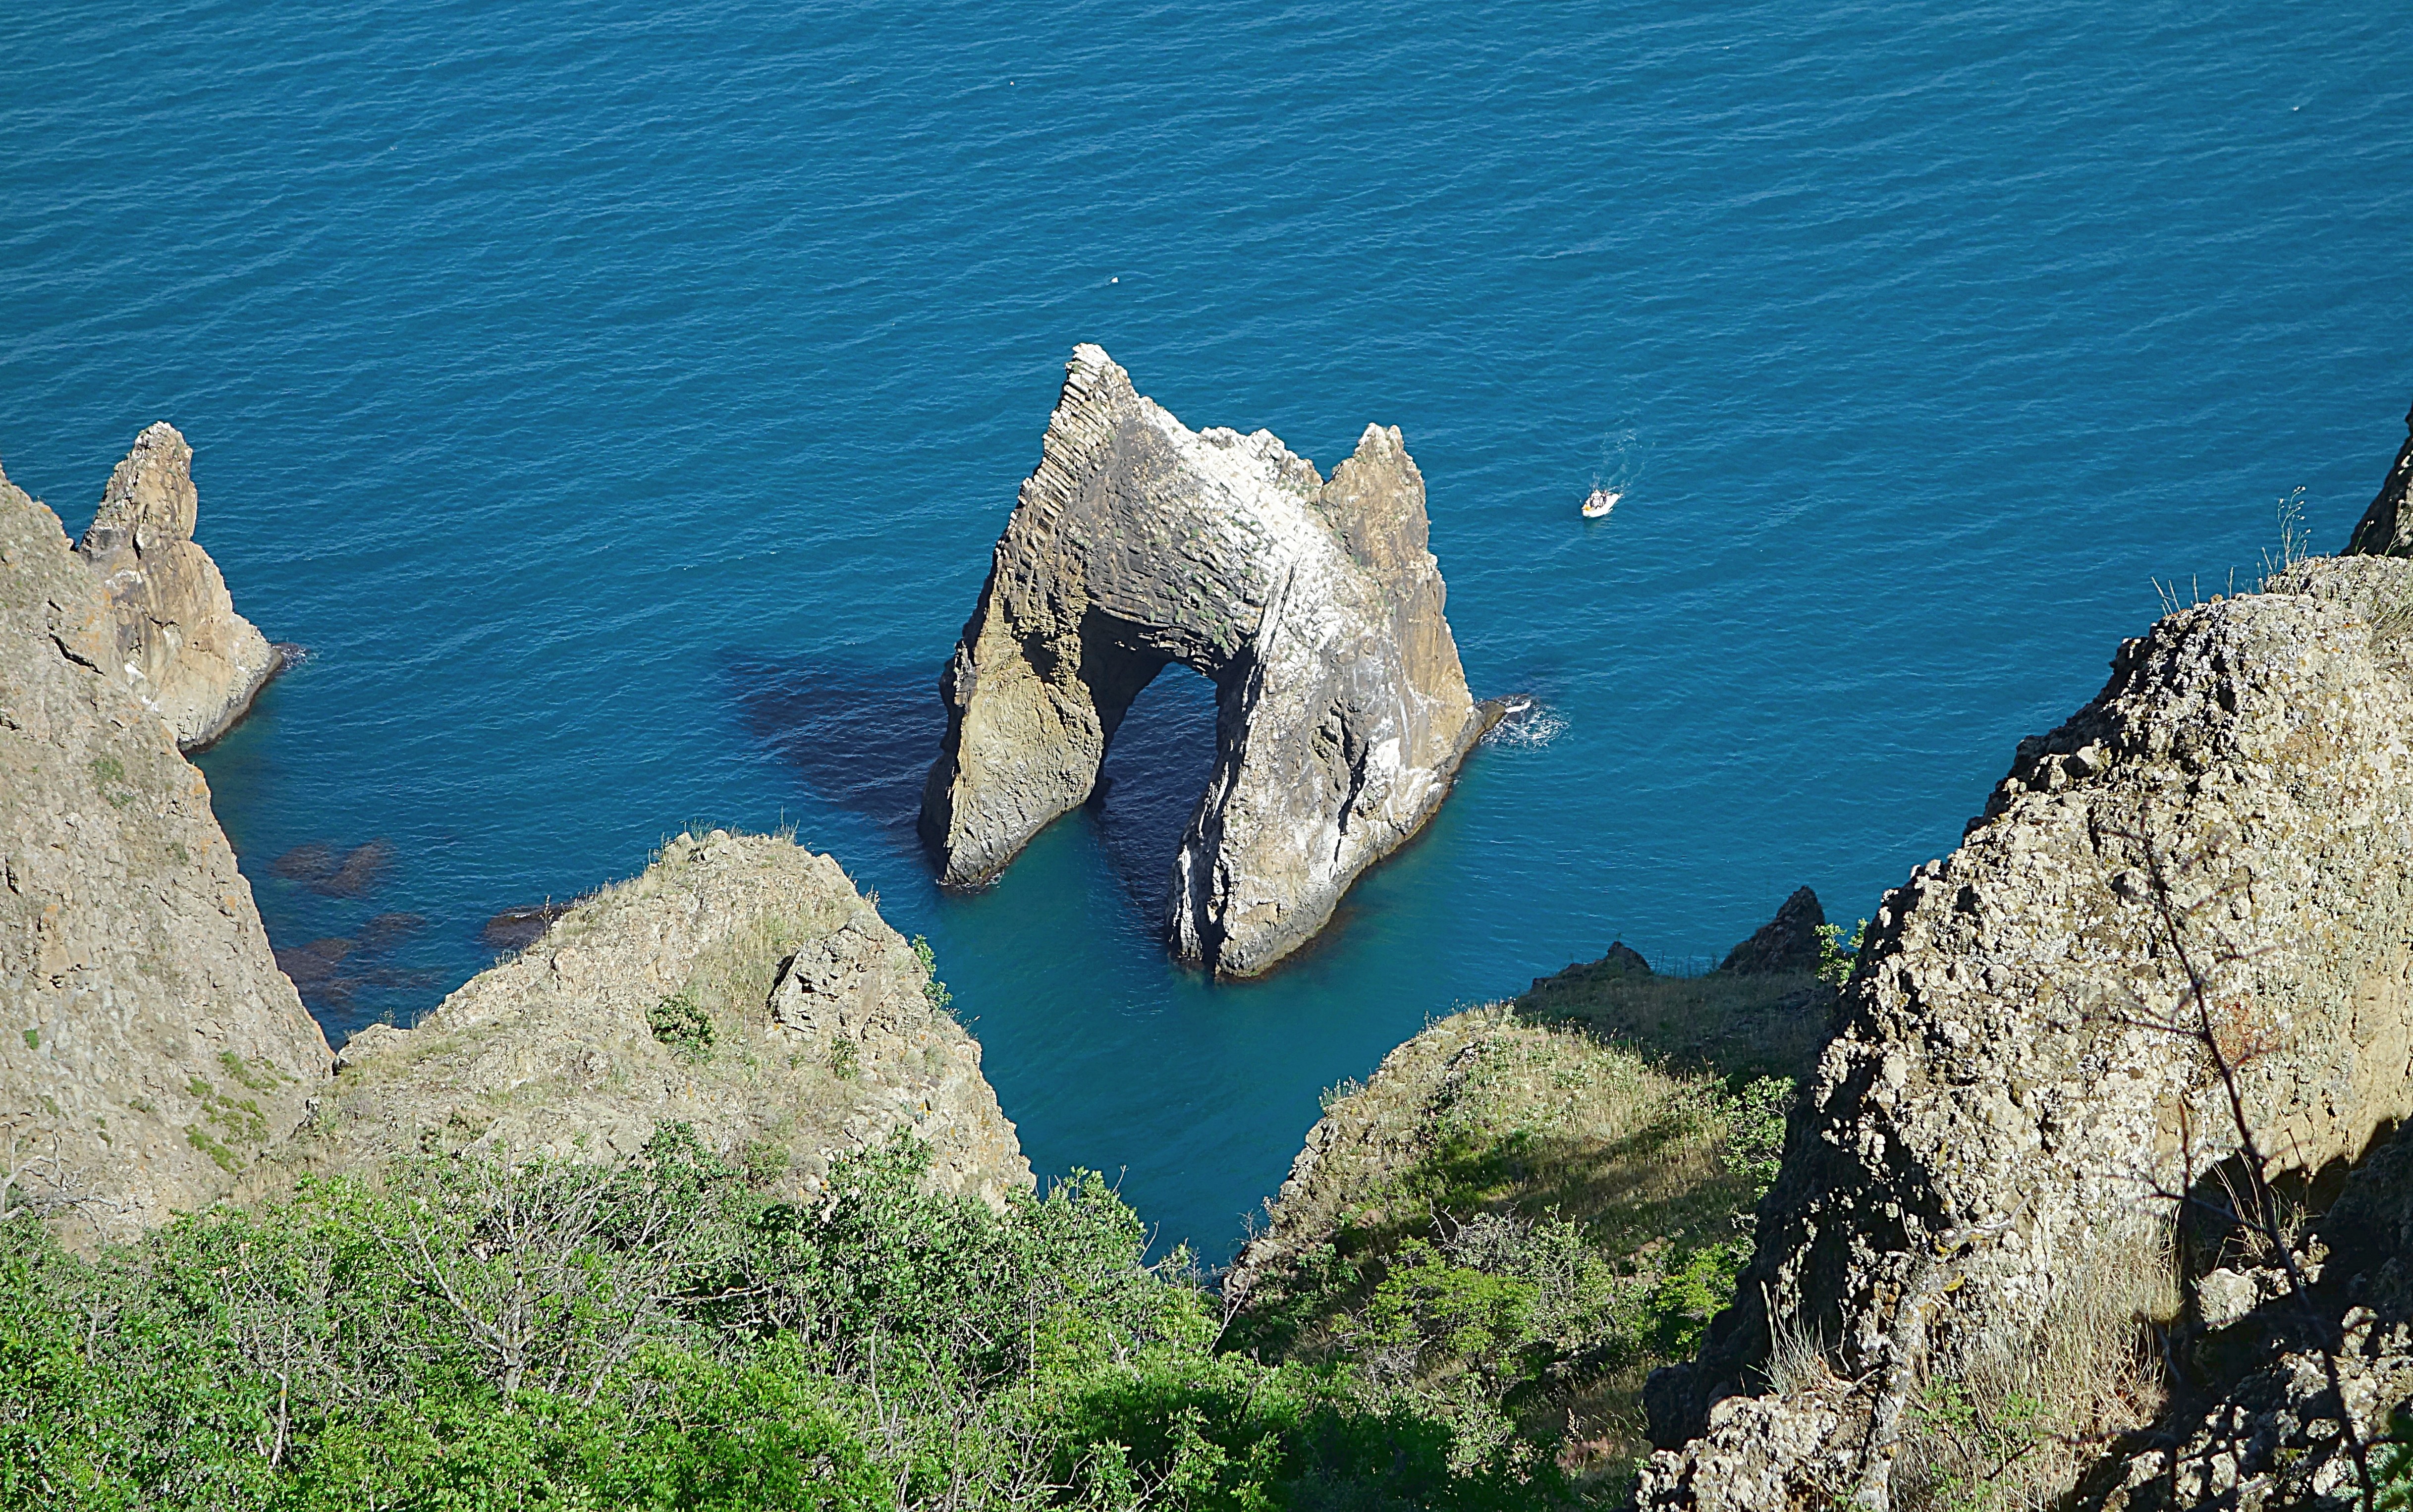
[0,1127,1548,1511]
[648,991,715,1059]
[910,935,953,1016]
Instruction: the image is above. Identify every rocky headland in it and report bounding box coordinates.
[921,344,1489,977]
[1633,552,2413,1505]
[258,830,1030,1207]
[0,457,327,1241]
[1223,900,1836,1495]
[5,431,1029,1230]
[71,422,283,751]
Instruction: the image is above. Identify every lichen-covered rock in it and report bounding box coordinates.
[1648,556,2413,1506]
[261,832,1032,1207]
[920,346,1485,977]
[0,461,328,1241]
[2078,1126,2413,1511]
[73,423,281,750]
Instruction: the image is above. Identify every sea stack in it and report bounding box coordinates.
[919,345,1485,977]
[73,423,282,751]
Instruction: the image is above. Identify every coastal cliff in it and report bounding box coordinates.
[1640,553,2413,1510]
[921,345,1486,977]
[258,830,1031,1207]
[0,460,328,1241]
[71,423,282,751]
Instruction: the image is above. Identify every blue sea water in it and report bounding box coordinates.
[4,0,2409,1258]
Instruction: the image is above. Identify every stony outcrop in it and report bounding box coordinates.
[0,461,329,1242]
[920,346,1486,977]
[1643,556,2413,1509]
[72,423,281,750]
[2344,397,2413,557]
[1717,886,1826,975]
[260,831,1031,1207]
[2077,1123,2413,1511]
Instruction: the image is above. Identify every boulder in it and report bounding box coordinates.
[1645,555,2413,1507]
[920,346,1485,977]
[0,460,328,1241]
[260,831,1032,1207]
[73,423,281,750]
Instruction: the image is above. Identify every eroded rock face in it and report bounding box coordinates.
[920,346,1484,977]
[262,832,1032,1207]
[0,462,329,1241]
[73,423,281,750]
[1645,556,2413,1506]
[2078,1125,2413,1511]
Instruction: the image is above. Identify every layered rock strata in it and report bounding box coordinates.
[1643,556,2413,1508]
[0,462,329,1241]
[73,423,281,751]
[263,832,1032,1207]
[920,345,1485,977]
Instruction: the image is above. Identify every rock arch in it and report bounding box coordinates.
[919,346,1488,977]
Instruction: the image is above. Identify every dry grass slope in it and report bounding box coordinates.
[1226,947,1831,1503]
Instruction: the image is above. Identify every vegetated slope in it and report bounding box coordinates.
[1224,901,1834,1504]
[3,1127,1619,1510]
[1641,555,2413,1512]
[254,830,1033,1208]
[0,459,327,1242]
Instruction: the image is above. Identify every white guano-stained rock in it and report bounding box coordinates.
[920,346,1486,977]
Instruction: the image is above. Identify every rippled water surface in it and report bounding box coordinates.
[6,0,2409,1256]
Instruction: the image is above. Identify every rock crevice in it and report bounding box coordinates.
[920,346,1484,976]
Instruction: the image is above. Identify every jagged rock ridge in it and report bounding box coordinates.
[0,459,329,1241]
[260,831,1032,1207]
[1643,553,2413,1509]
[72,423,282,751]
[920,345,1486,977]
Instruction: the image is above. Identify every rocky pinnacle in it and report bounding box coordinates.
[74,423,281,751]
[919,346,1485,977]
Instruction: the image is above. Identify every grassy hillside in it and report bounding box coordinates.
[1224,952,1833,1504]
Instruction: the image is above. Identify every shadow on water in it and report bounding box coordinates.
[722,652,948,849]
[721,651,1220,918]
[1086,668,1218,915]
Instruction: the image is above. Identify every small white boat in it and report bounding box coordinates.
[1582,487,1620,519]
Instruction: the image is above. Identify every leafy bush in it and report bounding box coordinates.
[1816,919,1866,988]
[0,1128,1551,1510]
[648,991,715,1059]
[910,936,954,1017]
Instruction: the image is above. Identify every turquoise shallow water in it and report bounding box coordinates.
[5,0,2410,1258]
